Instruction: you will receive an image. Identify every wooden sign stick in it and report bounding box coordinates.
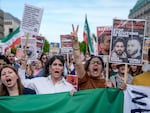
[24,32,30,58]
[124,63,128,83]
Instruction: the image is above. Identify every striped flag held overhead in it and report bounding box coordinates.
[83,15,94,54]
[0,27,24,52]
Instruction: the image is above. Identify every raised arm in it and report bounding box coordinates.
[71,24,85,78]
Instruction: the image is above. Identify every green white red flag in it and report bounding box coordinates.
[83,15,94,54]
[0,27,24,52]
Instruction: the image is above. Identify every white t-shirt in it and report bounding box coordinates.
[18,68,74,94]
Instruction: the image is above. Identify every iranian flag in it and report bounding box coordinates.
[0,27,24,52]
[92,34,98,55]
[0,85,150,113]
[83,15,94,54]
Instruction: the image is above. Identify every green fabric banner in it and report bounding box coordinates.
[0,88,124,113]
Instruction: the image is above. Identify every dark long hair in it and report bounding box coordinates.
[0,65,23,96]
[44,55,65,77]
[39,53,48,66]
[128,65,142,76]
[0,55,11,64]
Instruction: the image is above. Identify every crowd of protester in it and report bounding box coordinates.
[0,25,150,97]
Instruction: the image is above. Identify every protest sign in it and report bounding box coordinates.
[143,37,150,62]
[60,34,73,54]
[20,4,43,35]
[50,42,60,56]
[21,38,37,61]
[97,26,112,56]
[110,19,146,65]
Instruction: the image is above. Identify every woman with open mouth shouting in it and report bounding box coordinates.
[19,55,75,94]
[0,65,36,96]
[71,24,113,90]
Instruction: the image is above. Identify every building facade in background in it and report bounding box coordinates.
[4,12,20,36]
[128,0,150,37]
[0,9,4,39]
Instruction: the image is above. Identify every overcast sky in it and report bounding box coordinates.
[0,0,137,43]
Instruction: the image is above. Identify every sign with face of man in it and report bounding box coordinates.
[21,38,37,61]
[143,38,150,62]
[109,19,146,65]
[97,26,112,56]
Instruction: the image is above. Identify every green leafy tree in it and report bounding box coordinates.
[79,41,86,54]
[43,39,50,53]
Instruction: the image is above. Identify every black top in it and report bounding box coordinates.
[22,88,36,95]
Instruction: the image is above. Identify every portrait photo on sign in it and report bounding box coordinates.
[21,38,37,60]
[109,19,146,65]
[97,26,112,56]
[143,38,150,62]
[50,42,60,56]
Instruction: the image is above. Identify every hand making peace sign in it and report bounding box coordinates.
[71,24,79,42]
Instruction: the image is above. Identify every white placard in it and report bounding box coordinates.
[60,35,73,54]
[21,38,37,61]
[20,4,43,35]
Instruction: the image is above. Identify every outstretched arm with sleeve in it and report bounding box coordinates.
[71,24,85,79]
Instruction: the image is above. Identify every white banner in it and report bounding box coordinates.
[124,84,150,113]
